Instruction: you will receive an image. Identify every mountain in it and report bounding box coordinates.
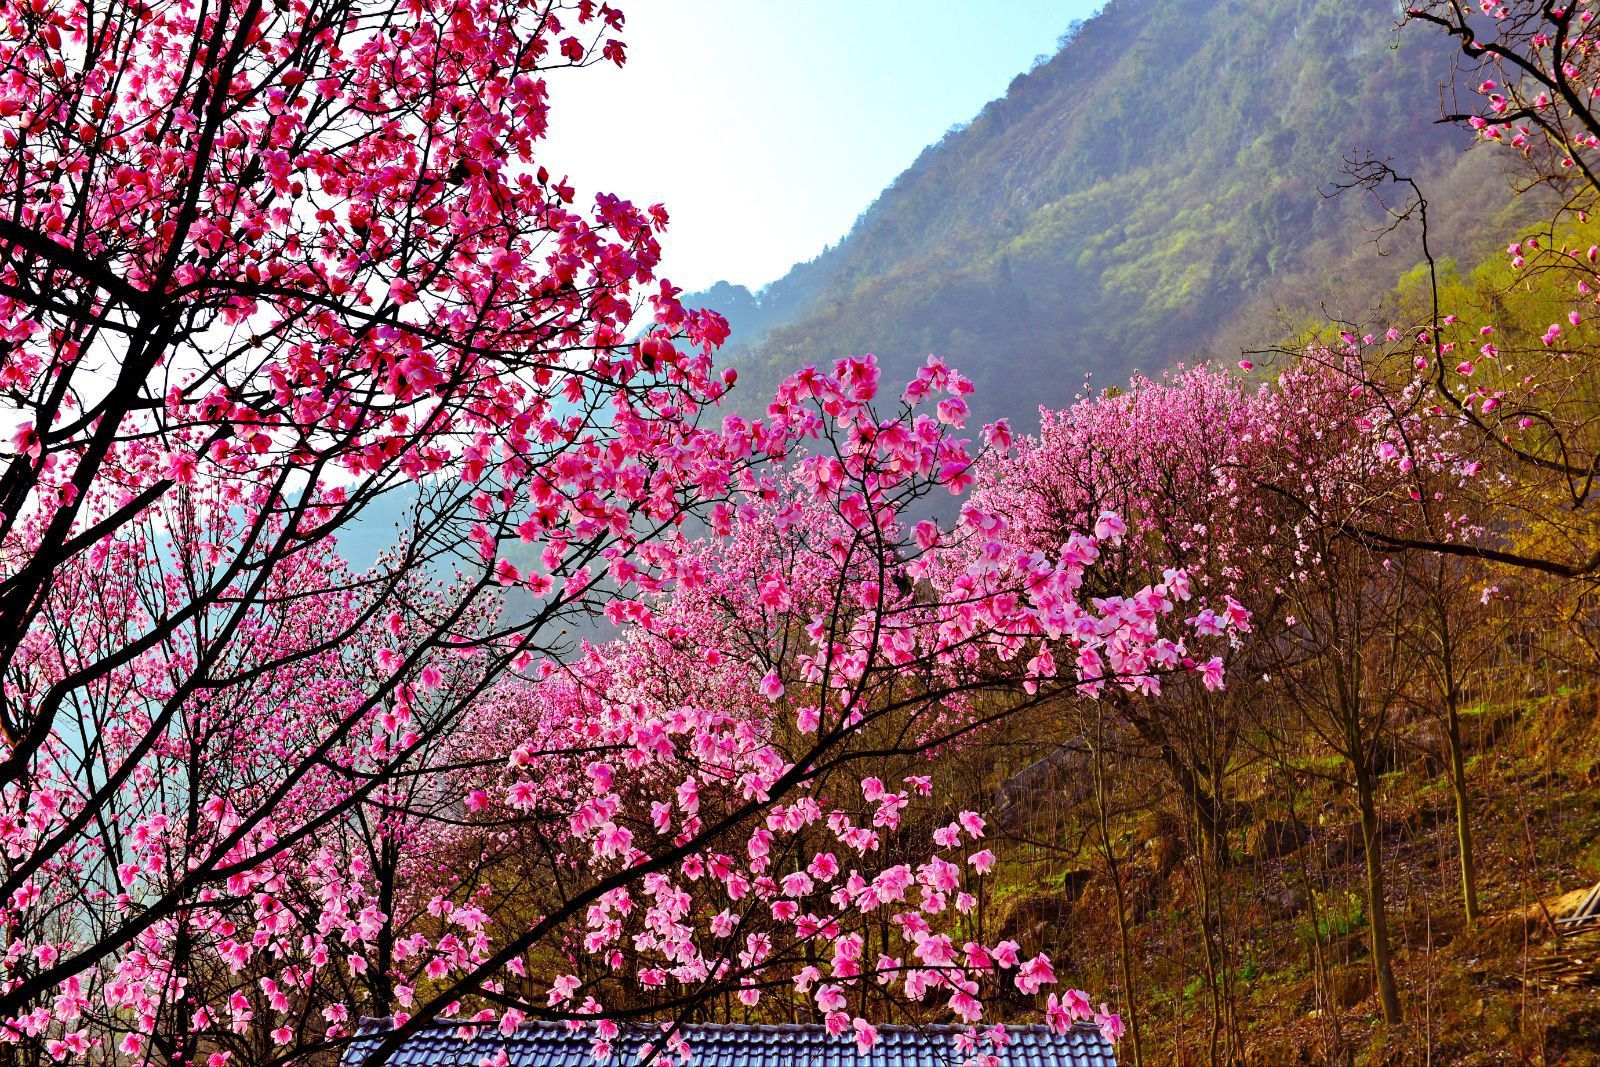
[689,0,1528,427]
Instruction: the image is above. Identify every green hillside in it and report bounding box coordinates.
[692,0,1526,425]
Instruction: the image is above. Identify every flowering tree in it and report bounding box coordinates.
[1311,0,1600,577]
[1239,359,1445,1026]
[0,0,737,1060]
[964,356,1470,1028]
[963,366,1263,860]
[1409,0,1600,206]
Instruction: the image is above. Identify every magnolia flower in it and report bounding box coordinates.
[1093,511,1127,542]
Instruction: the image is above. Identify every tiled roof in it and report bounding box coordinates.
[343,1018,1116,1067]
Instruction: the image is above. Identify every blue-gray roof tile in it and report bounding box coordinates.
[343,1019,1115,1067]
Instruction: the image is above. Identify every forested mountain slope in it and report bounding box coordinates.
[692,0,1521,425]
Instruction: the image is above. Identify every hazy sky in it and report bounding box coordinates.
[542,2,1097,294]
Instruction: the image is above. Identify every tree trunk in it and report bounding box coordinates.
[1355,763,1402,1023]
[1443,678,1481,925]
[1120,704,1228,863]
[371,835,398,1017]
[1093,740,1145,1067]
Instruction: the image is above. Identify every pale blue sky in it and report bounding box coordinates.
[543,2,1097,293]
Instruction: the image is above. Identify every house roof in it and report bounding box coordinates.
[343,1018,1117,1067]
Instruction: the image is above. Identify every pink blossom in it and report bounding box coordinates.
[1015,953,1057,993]
[1093,511,1127,542]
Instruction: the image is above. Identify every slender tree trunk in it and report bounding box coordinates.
[1092,741,1144,1067]
[1429,591,1481,926]
[1442,670,1481,925]
[372,837,398,1016]
[1354,762,1402,1023]
[1122,704,1228,863]
[1216,844,1241,1062]
[1195,839,1225,1067]
[1299,849,1348,1062]
[1278,758,1347,1063]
